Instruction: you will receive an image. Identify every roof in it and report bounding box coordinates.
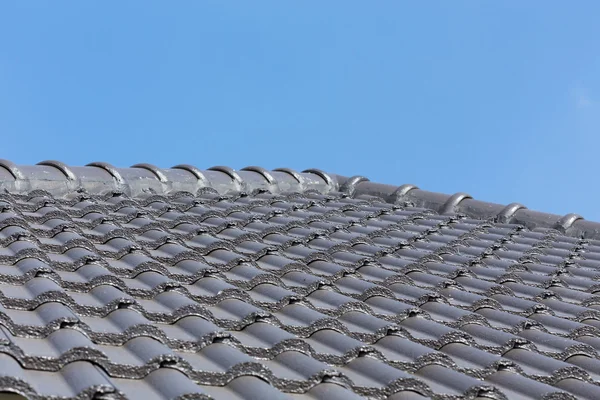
[0,161,599,399]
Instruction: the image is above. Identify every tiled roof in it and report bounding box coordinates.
[0,161,599,399]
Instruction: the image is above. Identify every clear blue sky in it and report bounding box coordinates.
[1,2,599,220]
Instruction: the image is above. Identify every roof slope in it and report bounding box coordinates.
[0,162,599,399]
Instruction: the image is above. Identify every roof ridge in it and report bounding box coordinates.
[0,160,337,199]
[335,175,593,239]
[0,160,596,239]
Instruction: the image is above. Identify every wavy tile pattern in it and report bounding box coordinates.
[0,189,598,399]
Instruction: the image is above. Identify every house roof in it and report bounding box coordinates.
[0,161,599,399]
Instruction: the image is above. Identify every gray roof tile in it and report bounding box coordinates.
[0,162,599,398]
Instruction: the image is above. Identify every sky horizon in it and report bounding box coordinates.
[1,2,600,219]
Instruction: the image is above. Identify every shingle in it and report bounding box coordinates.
[0,162,600,399]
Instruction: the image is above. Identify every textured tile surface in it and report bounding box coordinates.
[0,182,599,399]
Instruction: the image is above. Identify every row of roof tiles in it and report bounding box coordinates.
[0,190,599,398]
[0,161,596,239]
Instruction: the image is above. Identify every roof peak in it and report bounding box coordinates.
[0,160,338,198]
[0,160,596,239]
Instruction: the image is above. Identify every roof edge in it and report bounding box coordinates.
[334,175,599,240]
[0,160,597,239]
[0,160,337,198]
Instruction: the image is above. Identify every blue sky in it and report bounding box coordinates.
[1,2,599,219]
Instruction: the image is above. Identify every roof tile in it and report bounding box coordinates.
[0,163,599,398]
